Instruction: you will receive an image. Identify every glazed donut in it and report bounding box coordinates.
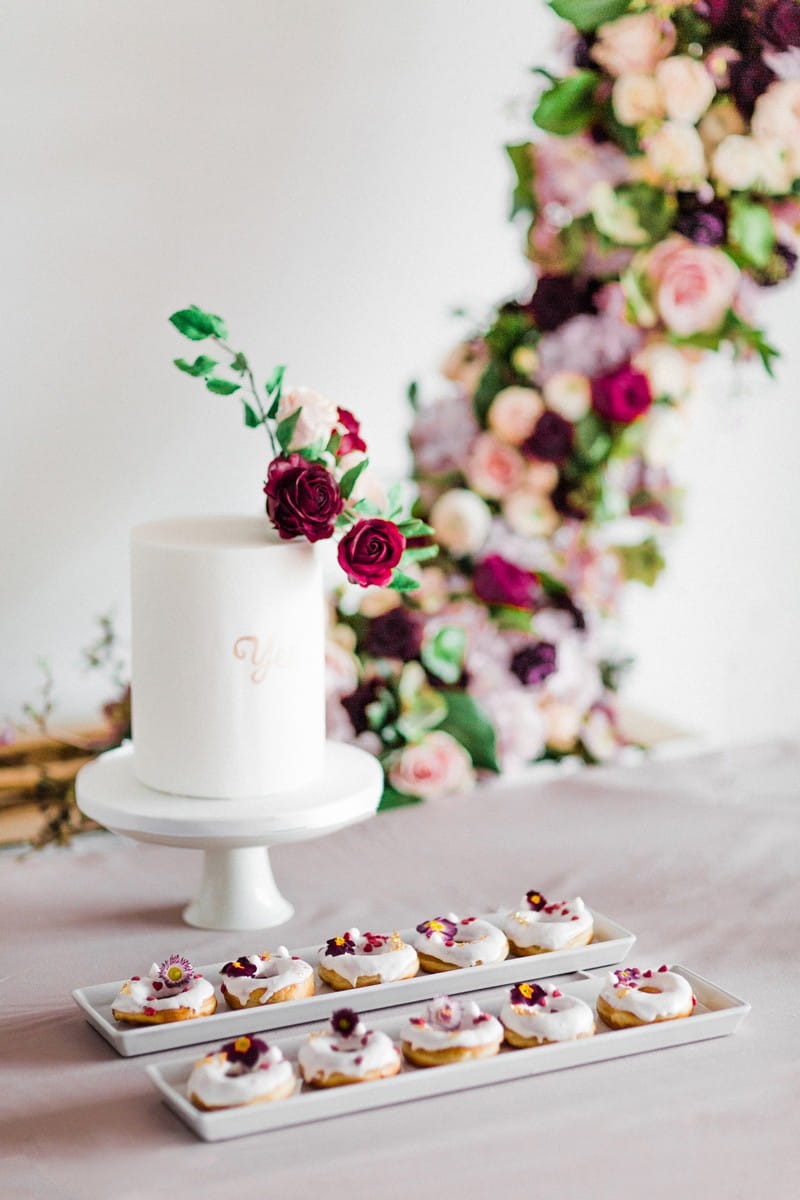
[317,929,419,990]
[219,946,315,1009]
[111,955,217,1025]
[597,965,696,1029]
[501,981,595,1047]
[401,995,504,1067]
[413,914,508,972]
[298,1007,401,1088]
[188,1035,296,1110]
[503,889,594,956]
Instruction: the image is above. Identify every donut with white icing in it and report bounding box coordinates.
[188,1034,296,1110]
[401,995,504,1067]
[219,946,315,1009]
[298,1008,401,1087]
[503,889,594,956]
[317,929,419,990]
[597,965,696,1029]
[501,981,595,1047]
[111,955,217,1025]
[413,914,508,972]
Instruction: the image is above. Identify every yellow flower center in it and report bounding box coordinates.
[234,1036,251,1053]
[167,966,183,981]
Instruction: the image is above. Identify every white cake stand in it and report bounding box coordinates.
[75,741,382,931]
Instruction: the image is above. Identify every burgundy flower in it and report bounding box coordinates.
[337,408,367,457]
[756,243,799,287]
[675,198,727,247]
[510,982,548,1007]
[474,554,540,611]
[757,0,800,46]
[220,956,258,978]
[337,518,405,588]
[695,0,744,32]
[416,917,458,940]
[729,58,776,119]
[324,933,356,957]
[547,589,587,631]
[521,411,574,464]
[511,642,558,687]
[526,275,597,333]
[525,889,547,911]
[340,678,384,736]
[365,608,422,661]
[331,1008,360,1038]
[221,1034,267,1069]
[591,365,652,425]
[264,453,343,542]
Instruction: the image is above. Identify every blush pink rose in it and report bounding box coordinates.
[388,731,475,799]
[645,236,740,336]
[591,14,676,79]
[464,433,525,500]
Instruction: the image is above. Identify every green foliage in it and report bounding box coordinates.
[398,517,434,537]
[506,142,536,217]
[276,408,301,451]
[379,785,422,811]
[484,308,535,361]
[420,626,467,685]
[438,692,499,772]
[407,380,419,411]
[205,378,241,395]
[671,5,711,49]
[388,570,421,592]
[616,538,666,586]
[230,352,249,374]
[472,361,507,427]
[549,0,631,31]
[242,402,262,428]
[729,198,776,270]
[173,354,218,377]
[397,662,447,738]
[265,365,287,419]
[572,411,614,469]
[169,305,228,341]
[339,457,369,500]
[533,71,599,135]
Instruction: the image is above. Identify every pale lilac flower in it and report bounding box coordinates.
[409,395,479,476]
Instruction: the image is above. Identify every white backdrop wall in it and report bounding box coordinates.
[2,0,799,743]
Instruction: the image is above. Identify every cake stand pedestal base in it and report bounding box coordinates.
[75,741,382,931]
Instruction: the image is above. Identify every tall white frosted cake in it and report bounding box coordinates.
[131,516,325,800]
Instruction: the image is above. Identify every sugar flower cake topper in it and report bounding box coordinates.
[169,304,435,590]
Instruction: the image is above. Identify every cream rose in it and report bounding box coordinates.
[641,405,688,469]
[591,14,676,78]
[655,56,715,125]
[325,639,359,698]
[712,134,766,191]
[464,433,525,500]
[542,699,583,753]
[525,461,560,494]
[752,80,800,175]
[276,386,338,451]
[429,488,492,557]
[487,386,544,445]
[441,339,489,395]
[698,98,746,154]
[503,488,559,539]
[632,343,694,403]
[644,121,707,188]
[543,371,591,421]
[388,731,475,799]
[612,73,665,126]
[646,237,739,337]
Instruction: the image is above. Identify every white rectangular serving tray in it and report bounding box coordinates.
[72,909,634,1057]
[146,965,750,1142]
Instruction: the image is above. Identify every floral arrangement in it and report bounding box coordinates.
[326,0,799,807]
[169,304,434,590]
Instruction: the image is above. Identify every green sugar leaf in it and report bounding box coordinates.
[549,0,631,32]
[276,408,301,451]
[230,352,248,374]
[729,198,776,270]
[401,544,438,565]
[242,402,262,427]
[205,378,240,395]
[169,305,228,341]
[339,457,369,500]
[352,497,382,516]
[407,380,420,411]
[398,518,434,537]
[388,571,421,592]
[533,71,599,136]
[379,784,422,811]
[173,354,218,377]
[506,142,536,218]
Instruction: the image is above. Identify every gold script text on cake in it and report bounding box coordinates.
[232,635,293,683]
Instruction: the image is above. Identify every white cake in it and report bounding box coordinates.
[131,516,325,799]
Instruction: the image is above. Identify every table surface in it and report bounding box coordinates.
[2,739,798,1200]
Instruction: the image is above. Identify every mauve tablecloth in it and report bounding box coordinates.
[1,740,799,1200]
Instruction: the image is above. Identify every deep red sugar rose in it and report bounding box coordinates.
[264,453,343,542]
[591,364,652,425]
[337,518,405,587]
